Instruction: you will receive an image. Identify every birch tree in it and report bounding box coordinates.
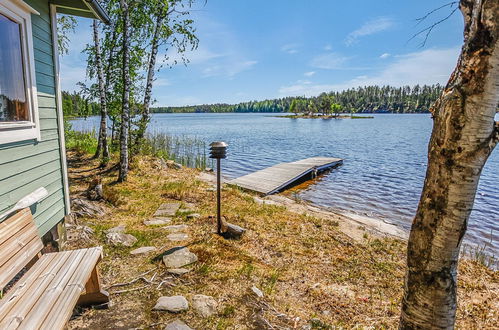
[92,20,110,164]
[118,0,131,182]
[400,0,498,328]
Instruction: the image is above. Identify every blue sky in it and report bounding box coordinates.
[60,0,464,106]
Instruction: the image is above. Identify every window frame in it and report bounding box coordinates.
[0,0,40,144]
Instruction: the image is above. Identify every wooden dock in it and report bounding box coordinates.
[228,157,343,195]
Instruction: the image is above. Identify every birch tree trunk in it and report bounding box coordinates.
[134,9,166,149]
[92,20,109,164]
[400,0,498,328]
[118,0,131,182]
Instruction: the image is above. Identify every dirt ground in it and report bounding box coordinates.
[65,151,498,329]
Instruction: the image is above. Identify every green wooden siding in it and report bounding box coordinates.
[0,0,67,236]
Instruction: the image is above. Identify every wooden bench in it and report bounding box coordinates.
[0,208,109,329]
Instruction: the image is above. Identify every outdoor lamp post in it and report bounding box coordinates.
[209,141,228,234]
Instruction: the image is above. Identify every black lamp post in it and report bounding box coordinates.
[209,141,228,234]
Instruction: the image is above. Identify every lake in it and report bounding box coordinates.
[72,113,499,255]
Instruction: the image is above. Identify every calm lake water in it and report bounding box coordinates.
[72,113,498,254]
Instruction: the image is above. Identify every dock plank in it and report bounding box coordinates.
[228,157,342,195]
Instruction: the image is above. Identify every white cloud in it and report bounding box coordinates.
[304,71,316,77]
[346,17,395,45]
[324,44,332,51]
[161,46,224,66]
[310,53,350,69]
[281,43,299,54]
[279,47,459,97]
[380,53,391,59]
[202,60,258,78]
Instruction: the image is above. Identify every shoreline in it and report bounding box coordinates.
[198,171,407,242]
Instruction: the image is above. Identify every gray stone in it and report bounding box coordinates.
[105,225,125,234]
[144,217,172,226]
[164,224,189,232]
[130,246,156,255]
[192,294,218,317]
[156,202,181,216]
[167,268,191,276]
[153,296,189,313]
[163,247,198,268]
[251,286,264,298]
[164,320,192,330]
[106,232,137,247]
[167,233,189,241]
[221,222,246,239]
[186,213,201,219]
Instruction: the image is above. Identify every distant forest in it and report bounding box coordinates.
[62,84,444,117]
[152,84,444,114]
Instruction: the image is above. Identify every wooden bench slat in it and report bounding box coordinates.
[0,236,44,291]
[39,247,103,330]
[0,250,78,329]
[17,249,92,329]
[0,252,56,321]
[0,223,39,269]
[0,209,32,243]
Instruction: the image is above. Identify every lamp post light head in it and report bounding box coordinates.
[209,141,228,159]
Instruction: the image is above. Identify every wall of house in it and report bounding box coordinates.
[0,0,67,236]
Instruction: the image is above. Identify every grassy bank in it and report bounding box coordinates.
[65,150,497,329]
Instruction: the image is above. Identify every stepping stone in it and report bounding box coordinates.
[144,217,172,226]
[106,232,137,247]
[105,225,125,234]
[163,247,198,268]
[164,224,189,232]
[192,294,218,317]
[167,233,189,241]
[130,246,156,255]
[153,296,189,313]
[186,213,200,219]
[154,202,181,217]
[165,320,192,330]
[167,268,191,276]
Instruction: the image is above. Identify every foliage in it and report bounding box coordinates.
[153,84,444,114]
[57,15,77,55]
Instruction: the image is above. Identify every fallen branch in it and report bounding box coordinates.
[111,285,150,295]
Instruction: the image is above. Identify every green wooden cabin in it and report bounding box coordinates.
[0,0,108,239]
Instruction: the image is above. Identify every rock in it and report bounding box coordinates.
[164,224,189,232]
[105,225,126,234]
[192,294,218,317]
[155,202,181,216]
[106,232,137,247]
[205,187,216,192]
[167,268,191,276]
[163,247,198,268]
[144,217,172,226]
[177,208,191,213]
[130,246,156,255]
[221,222,246,239]
[204,167,214,172]
[87,178,104,201]
[153,296,189,313]
[186,213,200,219]
[172,162,183,170]
[251,286,264,298]
[71,198,106,218]
[167,233,189,241]
[164,320,192,330]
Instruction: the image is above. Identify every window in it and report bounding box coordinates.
[0,0,40,144]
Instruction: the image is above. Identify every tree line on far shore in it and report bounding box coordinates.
[151,84,444,114]
[63,84,444,117]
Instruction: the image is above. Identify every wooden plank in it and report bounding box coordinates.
[0,252,56,321]
[228,157,343,195]
[1,250,84,329]
[38,248,103,329]
[0,209,31,244]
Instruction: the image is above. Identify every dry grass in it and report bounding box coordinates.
[65,151,498,329]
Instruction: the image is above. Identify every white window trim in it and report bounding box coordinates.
[0,0,40,144]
